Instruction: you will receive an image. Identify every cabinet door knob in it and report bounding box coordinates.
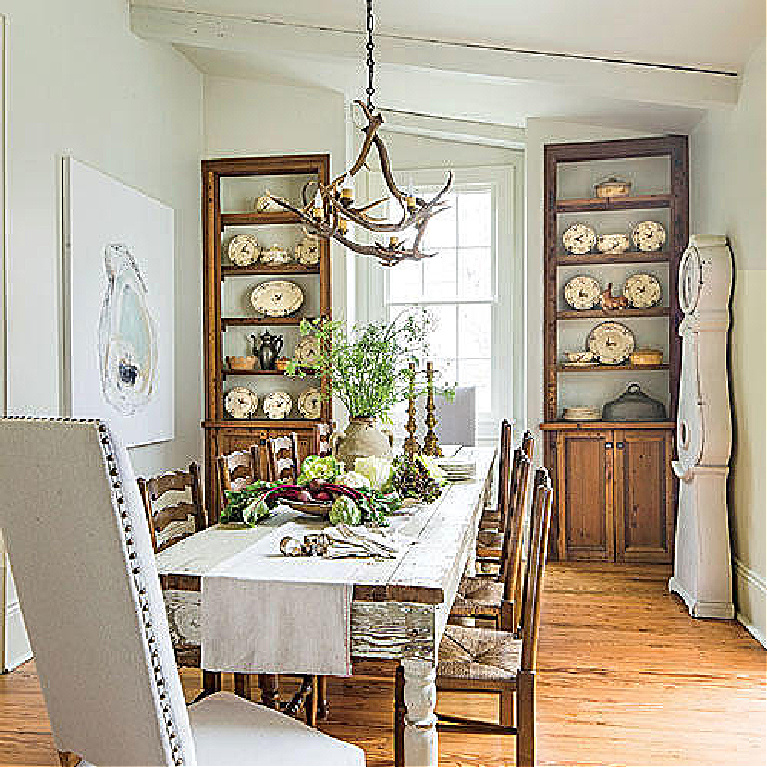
[605,442,613,449]
[617,441,625,449]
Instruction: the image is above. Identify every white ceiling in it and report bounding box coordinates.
[132,1,765,131]
[134,0,764,72]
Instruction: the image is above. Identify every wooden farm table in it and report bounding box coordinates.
[158,446,496,767]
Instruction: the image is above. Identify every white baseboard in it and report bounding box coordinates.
[4,601,30,671]
[734,557,767,649]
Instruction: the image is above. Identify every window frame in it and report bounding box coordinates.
[356,161,524,443]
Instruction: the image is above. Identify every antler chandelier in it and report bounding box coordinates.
[268,0,453,266]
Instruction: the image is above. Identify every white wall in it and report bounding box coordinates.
[204,75,347,311]
[690,40,766,646]
[1,0,203,668]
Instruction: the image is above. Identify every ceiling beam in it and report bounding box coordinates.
[131,5,740,110]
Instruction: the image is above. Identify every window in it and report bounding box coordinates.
[386,187,494,407]
[358,162,522,442]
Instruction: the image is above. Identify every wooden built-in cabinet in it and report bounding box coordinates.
[202,154,332,522]
[542,136,688,563]
[547,422,675,563]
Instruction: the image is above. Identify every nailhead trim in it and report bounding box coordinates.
[2,418,187,766]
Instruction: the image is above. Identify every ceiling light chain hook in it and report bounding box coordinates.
[365,0,376,111]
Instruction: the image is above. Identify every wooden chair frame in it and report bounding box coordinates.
[428,468,553,767]
[217,445,262,510]
[265,432,301,484]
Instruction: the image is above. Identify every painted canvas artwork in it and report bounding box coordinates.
[66,158,174,446]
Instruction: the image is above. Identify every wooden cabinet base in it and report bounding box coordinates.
[545,424,675,564]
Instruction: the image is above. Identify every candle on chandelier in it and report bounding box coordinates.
[389,235,399,247]
[338,217,349,235]
[312,190,324,219]
[405,178,417,213]
[341,173,354,203]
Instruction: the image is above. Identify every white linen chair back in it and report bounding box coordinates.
[0,418,196,766]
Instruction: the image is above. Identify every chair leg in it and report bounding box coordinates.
[317,675,329,719]
[259,673,280,709]
[233,673,249,699]
[516,671,535,767]
[58,752,81,767]
[305,675,319,726]
[394,664,405,767]
[202,670,221,695]
[500,685,515,728]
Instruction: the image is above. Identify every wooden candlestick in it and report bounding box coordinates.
[403,363,419,458]
[423,362,442,457]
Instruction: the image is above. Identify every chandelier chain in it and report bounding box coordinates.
[365,0,375,110]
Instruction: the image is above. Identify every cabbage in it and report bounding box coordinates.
[416,454,446,484]
[336,470,371,489]
[354,455,393,489]
[329,495,362,526]
[298,455,342,485]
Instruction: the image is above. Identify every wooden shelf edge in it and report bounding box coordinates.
[221,211,300,226]
[203,419,324,429]
[540,420,675,431]
[556,251,671,266]
[221,265,320,277]
[556,364,669,372]
[556,307,670,320]
[555,194,671,212]
[221,367,319,377]
[221,316,305,327]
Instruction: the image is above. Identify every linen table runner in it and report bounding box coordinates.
[201,522,404,676]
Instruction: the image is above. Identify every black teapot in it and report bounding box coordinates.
[251,330,283,371]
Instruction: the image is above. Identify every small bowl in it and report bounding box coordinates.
[566,351,595,363]
[226,355,257,371]
[630,348,664,366]
[275,357,289,372]
[596,234,630,254]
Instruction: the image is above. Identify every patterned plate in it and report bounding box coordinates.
[250,280,304,318]
[263,390,292,419]
[224,386,258,419]
[586,322,636,365]
[631,221,666,252]
[562,223,597,254]
[227,234,260,267]
[623,273,662,308]
[294,335,321,367]
[298,387,322,419]
[564,276,601,310]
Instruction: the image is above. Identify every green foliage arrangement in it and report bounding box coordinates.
[287,309,439,420]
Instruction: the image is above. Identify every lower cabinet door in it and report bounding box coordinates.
[614,429,674,564]
[556,430,614,561]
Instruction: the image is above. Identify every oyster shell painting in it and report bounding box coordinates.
[98,244,158,416]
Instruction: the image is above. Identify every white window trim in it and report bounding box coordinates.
[356,159,525,444]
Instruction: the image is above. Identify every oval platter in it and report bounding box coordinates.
[250,280,304,318]
[586,321,636,365]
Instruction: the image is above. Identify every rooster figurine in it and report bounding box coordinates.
[600,282,629,310]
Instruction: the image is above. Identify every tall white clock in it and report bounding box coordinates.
[669,235,735,618]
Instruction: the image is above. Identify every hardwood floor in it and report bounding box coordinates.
[1,564,764,765]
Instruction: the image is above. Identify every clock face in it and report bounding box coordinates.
[562,223,597,255]
[564,275,601,310]
[228,234,260,267]
[679,245,702,314]
[623,273,662,308]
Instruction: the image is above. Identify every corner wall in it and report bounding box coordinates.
[2,0,203,669]
[690,40,767,645]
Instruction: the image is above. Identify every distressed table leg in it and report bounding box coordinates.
[402,659,438,767]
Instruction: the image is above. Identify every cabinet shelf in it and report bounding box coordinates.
[557,307,670,320]
[221,367,318,378]
[221,264,319,278]
[221,211,300,226]
[556,251,671,266]
[203,419,322,429]
[221,316,306,328]
[556,363,669,373]
[555,194,671,213]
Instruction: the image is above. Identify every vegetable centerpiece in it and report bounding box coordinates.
[221,454,401,528]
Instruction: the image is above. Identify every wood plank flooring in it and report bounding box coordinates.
[0,564,763,765]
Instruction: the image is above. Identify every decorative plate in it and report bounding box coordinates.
[596,233,630,254]
[564,276,601,310]
[586,321,636,365]
[260,245,293,266]
[293,335,321,367]
[298,387,322,419]
[295,234,320,265]
[227,234,260,267]
[250,280,304,318]
[623,273,662,308]
[224,386,258,419]
[263,390,292,419]
[631,221,666,252]
[562,223,597,255]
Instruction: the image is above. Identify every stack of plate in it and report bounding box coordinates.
[562,406,601,422]
[436,457,476,481]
